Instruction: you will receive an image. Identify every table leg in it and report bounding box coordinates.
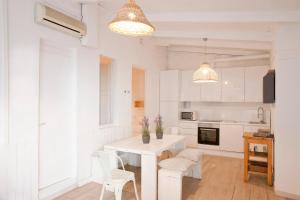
[141,154,157,200]
[244,139,249,182]
[267,141,273,186]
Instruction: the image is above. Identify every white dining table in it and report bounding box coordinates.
[104,133,186,200]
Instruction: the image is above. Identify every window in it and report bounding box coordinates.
[100,56,113,125]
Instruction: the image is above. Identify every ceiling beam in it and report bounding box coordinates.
[148,11,300,23]
[214,54,270,62]
[155,37,272,50]
[168,45,267,56]
[154,30,273,42]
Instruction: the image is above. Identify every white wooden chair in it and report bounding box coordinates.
[93,151,139,200]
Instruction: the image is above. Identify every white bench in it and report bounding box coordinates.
[158,149,202,200]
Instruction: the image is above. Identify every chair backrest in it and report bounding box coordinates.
[92,151,125,182]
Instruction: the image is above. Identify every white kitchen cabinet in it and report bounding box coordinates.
[184,135,198,147]
[200,68,222,102]
[180,70,201,102]
[220,124,244,152]
[160,101,179,132]
[160,70,179,101]
[245,66,269,102]
[178,121,198,147]
[221,68,245,102]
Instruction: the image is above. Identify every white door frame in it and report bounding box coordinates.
[131,65,147,127]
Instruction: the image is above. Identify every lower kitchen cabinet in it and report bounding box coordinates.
[220,124,244,152]
[178,121,198,147]
[184,135,198,148]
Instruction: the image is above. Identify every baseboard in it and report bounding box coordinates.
[77,176,93,187]
[275,190,300,200]
[39,178,77,200]
[198,148,244,159]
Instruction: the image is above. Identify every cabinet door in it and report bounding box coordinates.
[220,124,244,152]
[201,68,222,102]
[160,101,179,133]
[180,70,201,102]
[184,135,198,148]
[245,66,269,102]
[221,68,245,102]
[160,70,179,101]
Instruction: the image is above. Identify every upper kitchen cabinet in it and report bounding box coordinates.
[180,70,201,102]
[245,66,269,102]
[201,68,222,102]
[160,70,179,101]
[221,68,245,102]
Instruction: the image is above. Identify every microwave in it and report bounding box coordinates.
[181,112,197,121]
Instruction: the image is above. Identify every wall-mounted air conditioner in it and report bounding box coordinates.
[35,3,87,38]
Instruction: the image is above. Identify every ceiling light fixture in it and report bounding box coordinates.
[193,38,218,83]
[108,0,155,36]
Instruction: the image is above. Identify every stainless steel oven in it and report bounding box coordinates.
[198,123,220,146]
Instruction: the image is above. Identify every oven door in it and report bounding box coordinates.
[198,127,220,145]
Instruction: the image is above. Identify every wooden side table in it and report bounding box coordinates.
[243,132,274,186]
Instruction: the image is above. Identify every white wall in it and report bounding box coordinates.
[0,0,8,197]
[0,0,166,199]
[274,23,300,199]
[183,102,271,123]
[77,7,167,184]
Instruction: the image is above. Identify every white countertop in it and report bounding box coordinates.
[179,120,270,127]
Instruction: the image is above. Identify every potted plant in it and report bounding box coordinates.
[140,116,150,144]
[155,115,163,139]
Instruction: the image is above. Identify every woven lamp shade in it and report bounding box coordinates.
[193,63,218,83]
[109,0,155,36]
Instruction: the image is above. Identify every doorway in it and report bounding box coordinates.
[132,67,145,135]
[38,41,77,199]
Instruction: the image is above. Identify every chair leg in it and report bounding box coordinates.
[114,188,122,200]
[99,185,105,200]
[133,178,139,200]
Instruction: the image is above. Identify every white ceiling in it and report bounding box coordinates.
[102,0,300,13]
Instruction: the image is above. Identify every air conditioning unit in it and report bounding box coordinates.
[35,3,87,37]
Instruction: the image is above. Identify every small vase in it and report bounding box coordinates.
[142,134,150,144]
[156,130,163,139]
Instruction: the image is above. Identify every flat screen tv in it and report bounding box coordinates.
[263,70,275,103]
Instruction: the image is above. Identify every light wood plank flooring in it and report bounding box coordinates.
[55,155,293,200]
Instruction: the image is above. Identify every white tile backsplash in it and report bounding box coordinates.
[181,102,271,124]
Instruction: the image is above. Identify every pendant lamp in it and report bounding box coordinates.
[193,38,218,83]
[109,0,155,36]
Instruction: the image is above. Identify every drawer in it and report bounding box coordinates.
[179,128,197,135]
[179,122,198,129]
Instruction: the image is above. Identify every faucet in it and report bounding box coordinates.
[257,106,265,123]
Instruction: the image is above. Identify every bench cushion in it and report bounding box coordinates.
[176,148,202,162]
[159,157,195,172]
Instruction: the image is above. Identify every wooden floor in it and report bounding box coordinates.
[55,155,293,200]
